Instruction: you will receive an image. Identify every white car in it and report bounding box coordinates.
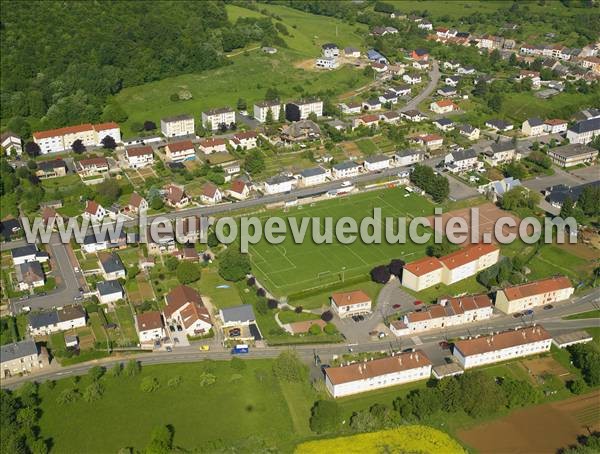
[341,180,351,187]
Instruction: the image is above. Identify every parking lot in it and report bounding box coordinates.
[166,323,190,347]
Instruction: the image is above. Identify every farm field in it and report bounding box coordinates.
[249,187,436,298]
[457,390,600,454]
[37,360,315,453]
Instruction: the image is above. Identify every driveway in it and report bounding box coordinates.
[521,167,581,193]
[569,165,600,183]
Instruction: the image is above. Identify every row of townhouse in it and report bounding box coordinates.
[33,122,121,154]
[521,118,568,136]
[402,244,500,292]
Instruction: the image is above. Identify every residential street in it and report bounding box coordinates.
[401,59,440,112]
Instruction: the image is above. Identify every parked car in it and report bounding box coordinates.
[392,304,401,309]
[543,304,554,310]
[165,346,172,352]
[439,341,450,350]
[413,300,423,306]
[176,325,183,332]
[169,325,175,332]
[199,345,210,351]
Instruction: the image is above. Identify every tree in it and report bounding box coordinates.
[145,425,173,454]
[388,259,404,277]
[560,196,576,219]
[236,98,247,111]
[150,196,164,211]
[83,382,104,402]
[101,135,117,150]
[71,139,86,154]
[218,248,251,282]
[198,371,216,387]
[370,265,391,284]
[487,93,503,112]
[509,52,518,66]
[265,108,274,125]
[308,323,322,335]
[123,359,141,377]
[207,229,219,248]
[87,366,105,381]
[309,400,340,433]
[143,121,157,131]
[244,149,265,175]
[427,237,457,258]
[176,261,201,284]
[321,310,333,322]
[265,87,279,101]
[267,299,278,309]
[323,323,337,334]
[567,378,586,395]
[95,179,122,206]
[272,350,306,382]
[164,255,179,272]
[24,142,41,158]
[278,105,286,123]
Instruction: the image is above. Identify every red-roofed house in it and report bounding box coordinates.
[430,99,458,114]
[227,180,250,200]
[352,114,380,130]
[135,311,165,344]
[82,200,106,223]
[439,243,500,285]
[200,183,222,205]
[402,256,444,292]
[165,140,195,162]
[76,157,109,176]
[126,146,154,168]
[544,119,568,134]
[128,192,148,213]
[164,184,189,208]
[164,285,212,336]
[495,276,573,314]
[198,138,227,154]
[330,290,372,318]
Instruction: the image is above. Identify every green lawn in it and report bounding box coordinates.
[36,360,315,453]
[278,310,320,324]
[526,245,589,282]
[355,138,378,155]
[195,266,243,310]
[249,187,436,298]
[564,310,600,320]
[114,304,138,344]
[290,280,384,311]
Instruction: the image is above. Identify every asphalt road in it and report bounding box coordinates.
[401,59,440,112]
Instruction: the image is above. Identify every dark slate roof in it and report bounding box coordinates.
[99,253,125,274]
[486,119,511,130]
[11,245,38,259]
[97,279,123,296]
[458,124,477,133]
[526,117,544,127]
[364,154,389,164]
[547,181,600,205]
[322,43,338,49]
[220,304,256,323]
[300,167,327,178]
[0,339,38,363]
[451,149,477,161]
[266,174,295,185]
[395,149,424,157]
[550,143,597,158]
[569,118,600,134]
[490,141,516,153]
[435,118,454,126]
[28,311,59,329]
[333,161,360,170]
[38,159,67,172]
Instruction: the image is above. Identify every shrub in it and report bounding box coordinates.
[198,372,217,387]
[309,400,340,434]
[324,323,337,335]
[295,306,303,314]
[308,323,322,335]
[567,378,586,395]
[246,277,256,287]
[267,299,279,309]
[370,265,391,284]
[388,259,404,277]
[140,377,160,393]
[256,287,266,297]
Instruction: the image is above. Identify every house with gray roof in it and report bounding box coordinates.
[332,160,362,179]
[1,339,48,377]
[97,280,124,304]
[99,252,126,280]
[363,155,391,172]
[219,304,256,327]
[299,167,329,187]
[444,149,479,173]
[28,305,87,336]
[484,141,520,166]
[16,261,45,291]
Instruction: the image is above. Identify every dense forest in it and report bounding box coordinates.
[0,0,284,138]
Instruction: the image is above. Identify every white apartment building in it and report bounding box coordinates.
[136,311,166,344]
[394,149,425,167]
[263,175,296,194]
[402,256,444,292]
[285,100,323,121]
[33,122,121,154]
[566,118,600,144]
[495,276,574,314]
[299,167,329,187]
[330,290,372,318]
[160,114,195,138]
[254,100,281,123]
[325,351,432,398]
[522,118,545,136]
[363,154,391,172]
[332,161,361,179]
[202,107,236,130]
[453,326,552,369]
[316,57,339,69]
[125,145,154,168]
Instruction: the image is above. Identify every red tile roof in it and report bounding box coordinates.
[359,114,380,123]
[501,276,572,301]
[33,124,94,140]
[202,183,219,198]
[85,200,101,215]
[167,140,194,152]
[454,326,551,357]
[128,192,145,208]
[544,119,567,126]
[199,138,226,147]
[165,184,186,204]
[78,157,108,168]
[136,311,163,331]
[434,99,456,108]
[331,290,371,307]
[233,131,258,140]
[438,243,499,270]
[93,122,119,131]
[403,256,443,277]
[126,145,153,157]
[325,351,431,385]
[230,180,247,194]
[164,285,202,318]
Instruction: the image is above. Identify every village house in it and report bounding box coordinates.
[298,167,329,187]
[332,160,362,179]
[253,100,281,123]
[458,124,480,140]
[199,138,227,154]
[403,73,422,85]
[285,99,323,121]
[495,276,574,314]
[547,143,598,167]
[430,99,458,114]
[434,118,454,132]
[200,183,222,205]
[219,304,257,328]
[280,120,321,143]
[1,340,49,377]
[545,181,599,209]
[136,311,166,344]
[98,252,126,280]
[412,60,429,70]
[522,118,546,136]
[352,114,380,130]
[516,70,541,89]
[410,48,429,61]
[324,351,432,398]
[76,157,109,176]
[457,66,476,75]
[229,131,258,150]
[128,192,148,214]
[380,111,401,124]
[401,110,427,122]
[160,114,195,138]
[1,131,22,155]
[363,154,391,172]
[484,141,520,166]
[11,245,49,266]
[28,305,87,336]
[164,184,189,208]
[126,145,154,168]
[82,231,127,254]
[82,200,106,223]
[97,279,124,305]
[485,119,513,132]
[338,102,362,115]
[367,49,388,64]
[415,134,444,151]
[544,119,568,134]
[453,326,552,369]
[362,98,382,111]
[202,107,236,130]
[316,56,339,69]
[417,20,433,30]
[165,140,196,161]
[330,290,372,319]
[378,91,398,105]
[566,118,600,144]
[443,61,461,71]
[164,285,212,336]
[321,43,339,58]
[479,177,522,201]
[344,47,361,58]
[394,149,425,167]
[226,180,250,200]
[41,207,62,228]
[263,174,296,194]
[437,86,457,97]
[445,76,460,87]
[36,159,67,179]
[16,261,45,291]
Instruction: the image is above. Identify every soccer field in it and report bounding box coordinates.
[249,188,436,298]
